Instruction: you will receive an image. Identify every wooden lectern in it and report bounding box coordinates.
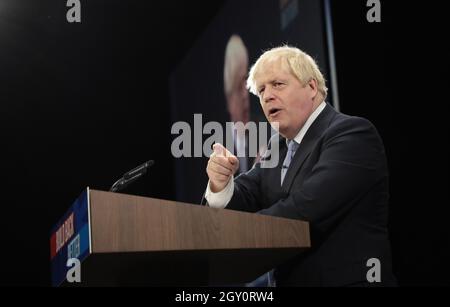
[50,188,310,286]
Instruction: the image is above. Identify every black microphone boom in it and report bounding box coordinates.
[123,160,154,180]
[110,160,155,192]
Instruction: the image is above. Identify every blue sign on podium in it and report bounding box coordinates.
[50,188,91,286]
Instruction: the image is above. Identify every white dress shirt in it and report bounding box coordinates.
[205,101,327,209]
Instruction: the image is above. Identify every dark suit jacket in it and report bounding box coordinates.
[226,104,396,286]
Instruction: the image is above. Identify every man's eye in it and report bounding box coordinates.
[274,82,283,87]
[259,88,265,94]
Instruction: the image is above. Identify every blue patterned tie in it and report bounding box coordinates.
[266,140,299,287]
[281,140,299,185]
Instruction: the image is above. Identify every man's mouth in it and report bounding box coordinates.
[268,107,282,118]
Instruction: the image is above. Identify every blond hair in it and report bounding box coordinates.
[247,46,328,100]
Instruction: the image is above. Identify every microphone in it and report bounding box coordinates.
[199,189,207,206]
[110,160,155,192]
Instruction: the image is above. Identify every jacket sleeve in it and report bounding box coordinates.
[225,134,282,213]
[225,163,263,213]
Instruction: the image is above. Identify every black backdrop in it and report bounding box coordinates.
[0,0,448,286]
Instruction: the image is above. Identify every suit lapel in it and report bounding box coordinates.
[281,104,337,192]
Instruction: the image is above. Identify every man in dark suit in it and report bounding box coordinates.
[205,46,396,286]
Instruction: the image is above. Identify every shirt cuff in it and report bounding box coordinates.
[205,176,234,208]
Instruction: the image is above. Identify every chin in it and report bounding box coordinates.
[268,119,279,127]
[278,124,297,139]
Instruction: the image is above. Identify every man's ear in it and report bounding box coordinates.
[308,78,318,99]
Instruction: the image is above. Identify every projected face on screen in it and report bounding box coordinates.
[223,35,250,125]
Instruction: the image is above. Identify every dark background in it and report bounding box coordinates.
[0,0,448,286]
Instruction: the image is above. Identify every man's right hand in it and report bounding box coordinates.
[206,143,239,193]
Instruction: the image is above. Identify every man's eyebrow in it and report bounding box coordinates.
[256,79,274,90]
[258,78,274,86]
[271,78,287,83]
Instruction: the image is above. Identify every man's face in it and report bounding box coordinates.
[255,59,318,139]
[227,58,250,124]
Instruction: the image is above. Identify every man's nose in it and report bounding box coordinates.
[262,87,275,103]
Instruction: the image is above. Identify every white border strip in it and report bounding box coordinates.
[324,0,340,112]
[86,186,92,253]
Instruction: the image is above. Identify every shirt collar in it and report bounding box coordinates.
[287,101,326,146]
